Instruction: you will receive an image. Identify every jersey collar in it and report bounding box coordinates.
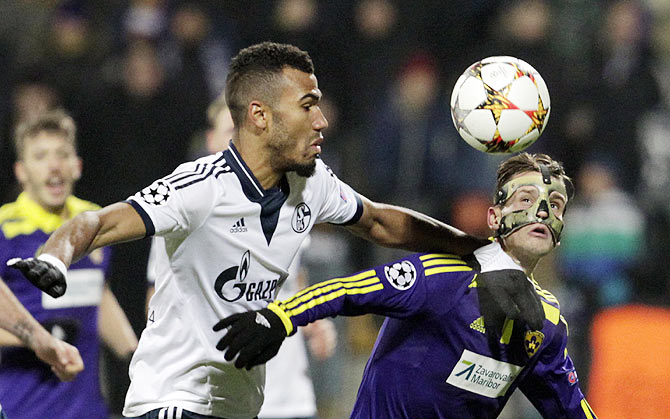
[13,193,80,233]
[224,142,289,201]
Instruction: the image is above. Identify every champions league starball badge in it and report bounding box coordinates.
[384,260,417,290]
[139,180,171,206]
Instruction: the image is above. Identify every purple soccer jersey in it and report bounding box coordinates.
[274,252,597,419]
[0,195,111,419]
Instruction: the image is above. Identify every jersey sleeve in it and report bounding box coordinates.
[312,159,363,226]
[519,317,598,418]
[271,253,438,335]
[0,230,8,279]
[125,162,223,237]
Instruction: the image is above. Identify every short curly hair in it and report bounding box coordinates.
[225,42,314,128]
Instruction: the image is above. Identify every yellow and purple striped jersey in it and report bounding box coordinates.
[271,252,597,419]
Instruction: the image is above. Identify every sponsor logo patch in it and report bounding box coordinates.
[446,349,523,398]
[230,218,247,233]
[383,260,417,290]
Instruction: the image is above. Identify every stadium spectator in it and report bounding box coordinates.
[0,110,138,419]
[216,152,597,418]
[7,42,542,419]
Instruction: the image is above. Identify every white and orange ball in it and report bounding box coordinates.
[450,56,550,153]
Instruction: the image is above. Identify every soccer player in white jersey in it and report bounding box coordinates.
[8,42,544,419]
[144,97,335,419]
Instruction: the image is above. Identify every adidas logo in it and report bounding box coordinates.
[469,316,486,334]
[230,218,248,233]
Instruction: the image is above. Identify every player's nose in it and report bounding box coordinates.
[312,107,328,131]
[536,200,549,219]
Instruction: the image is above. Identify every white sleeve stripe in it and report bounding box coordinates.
[173,166,229,190]
[165,164,206,183]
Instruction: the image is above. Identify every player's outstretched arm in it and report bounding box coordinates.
[7,202,146,297]
[0,277,84,381]
[346,196,488,256]
[32,331,85,382]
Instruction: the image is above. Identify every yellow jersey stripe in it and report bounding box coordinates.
[560,315,569,335]
[499,318,514,344]
[286,283,384,317]
[425,266,473,276]
[282,270,376,305]
[419,253,459,261]
[422,259,468,267]
[282,277,381,310]
[468,274,479,288]
[580,399,595,419]
[542,301,560,325]
[267,302,293,336]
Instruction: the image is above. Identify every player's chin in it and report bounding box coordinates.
[293,160,317,177]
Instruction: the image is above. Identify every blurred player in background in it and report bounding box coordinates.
[0,275,84,418]
[8,43,542,419]
[216,153,598,418]
[0,110,138,419]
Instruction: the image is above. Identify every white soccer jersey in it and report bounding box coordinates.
[122,144,362,419]
[259,238,317,419]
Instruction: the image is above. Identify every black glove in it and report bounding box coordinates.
[476,269,544,337]
[212,308,287,370]
[7,257,67,298]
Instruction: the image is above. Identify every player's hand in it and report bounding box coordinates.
[6,257,67,298]
[303,318,336,360]
[212,307,288,370]
[32,332,84,382]
[476,269,545,335]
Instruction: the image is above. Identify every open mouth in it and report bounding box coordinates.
[46,176,66,195]
[529,224,550,239]
[310,136,323,154]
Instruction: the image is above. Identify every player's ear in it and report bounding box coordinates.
[248,100,268,130]
[73,157,82,181]
[487,206,502,231]
[14,161,27,185]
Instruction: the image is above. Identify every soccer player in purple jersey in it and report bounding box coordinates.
[216,153,598,418]
[0,275,84,419]
[0,110,138,419]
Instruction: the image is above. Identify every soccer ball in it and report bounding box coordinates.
[450,56,550,153]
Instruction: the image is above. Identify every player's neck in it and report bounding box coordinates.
[231,138,282,190]
[500,242,539,276]
[23,190,70,219]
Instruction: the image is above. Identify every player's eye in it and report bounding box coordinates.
[520,196,532,205]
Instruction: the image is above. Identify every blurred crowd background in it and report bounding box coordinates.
[1,0,670,417]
